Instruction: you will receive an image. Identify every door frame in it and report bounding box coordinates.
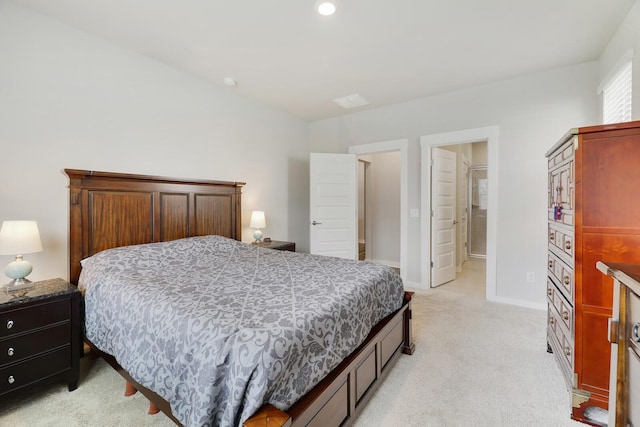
[420,126,499,301]
[349,139,408,283]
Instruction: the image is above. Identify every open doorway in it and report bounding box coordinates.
[420,126,498,300]
[429,142,487,287]
[357,159,369,261]
[349,139,409,282]
[469,165,488,258]
[356,152,400,268]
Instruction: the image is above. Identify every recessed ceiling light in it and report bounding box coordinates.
[333,93,370,109]
[316,1,336,16]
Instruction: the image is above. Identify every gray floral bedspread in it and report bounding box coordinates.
[79,235,404,427]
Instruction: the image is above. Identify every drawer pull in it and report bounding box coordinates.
[547,288,553,297]
[564,347,571,357]
[549,317,555,325]
[549,232,555,241]
[633,323,640,342]
[548,260,553,269]
[6,320,13,330]
[563,276,570,285]
[562,311,570,321]
[7,348,14,357]
[565,241,572,250]
[7,375,15,385]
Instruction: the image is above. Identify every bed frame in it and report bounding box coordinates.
[65,168,415,427]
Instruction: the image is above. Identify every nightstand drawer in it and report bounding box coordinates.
[0,346,70,395]
[0,300,70,339]
[0,322,70,366]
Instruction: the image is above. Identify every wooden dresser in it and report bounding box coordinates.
[252,240,296,252]
[596,262,640,427]
[545,120,640,424]
[0,278,81,398]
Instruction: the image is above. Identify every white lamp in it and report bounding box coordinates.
[0,220,43,292]
[249,211,266,243]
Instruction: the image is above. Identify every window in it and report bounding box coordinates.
[599,50,633,124]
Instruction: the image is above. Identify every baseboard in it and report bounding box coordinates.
[487,295,546,311]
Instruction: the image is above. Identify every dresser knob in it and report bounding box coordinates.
[7,348,14,357]
[633,323,640,342]
[549,317,555,325]
[548,260,553,269]
[547,288,553,297]
[564,347,571,357]
[562,311,570,321]
[549,232,555,241]
[565,241,572,250]
[7,375,15,385]
[6,320,13,329]
[563,276,570,285]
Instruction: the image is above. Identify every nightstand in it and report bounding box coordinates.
[252,240,296,252]
[0,278,81,397]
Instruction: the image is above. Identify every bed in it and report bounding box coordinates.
[65,169,415,427]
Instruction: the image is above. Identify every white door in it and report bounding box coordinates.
[431,147,457,287]
[310,153,358,259]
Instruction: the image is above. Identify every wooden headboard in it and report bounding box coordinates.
[65,169,245,284]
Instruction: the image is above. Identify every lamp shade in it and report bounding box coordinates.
[249,211,266,229]
[0,221,43,255]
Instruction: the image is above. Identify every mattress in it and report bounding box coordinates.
[79,235,404,426]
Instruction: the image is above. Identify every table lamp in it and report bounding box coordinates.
[0,220,43,291]
[250,211,266,243]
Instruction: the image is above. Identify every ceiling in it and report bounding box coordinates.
[11,0,636,121]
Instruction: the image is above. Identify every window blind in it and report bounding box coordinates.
[602,59,632,124]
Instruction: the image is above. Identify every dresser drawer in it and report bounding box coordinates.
[548,142,575,227]
[549,304,574,365]
[0,300,70,339]
[547,138,574,169]
[0,322,70,366]
[548,253,574,303]
[549,296,572,339]
[0,346,70,395]
[558,297,573,335]
[547,313,573,388]
[548,224,574,261]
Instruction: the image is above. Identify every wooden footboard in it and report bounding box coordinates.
[90,292,414,427]
[244,291,415,427]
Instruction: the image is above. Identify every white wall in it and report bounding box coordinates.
[599,0,640,121]
[0,2,309,282]
[472,141,488,166]
[368,151,400,267]
[310,62,598,306]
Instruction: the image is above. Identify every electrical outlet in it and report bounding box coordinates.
[526,272,535,283]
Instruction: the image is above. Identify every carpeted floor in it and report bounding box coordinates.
[0,259,586,426]
[352,259,585,426]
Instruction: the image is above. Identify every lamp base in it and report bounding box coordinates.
[4,278,35,293]
[253,229,263,243]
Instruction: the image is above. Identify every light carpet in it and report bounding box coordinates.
[0,260,585,426]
